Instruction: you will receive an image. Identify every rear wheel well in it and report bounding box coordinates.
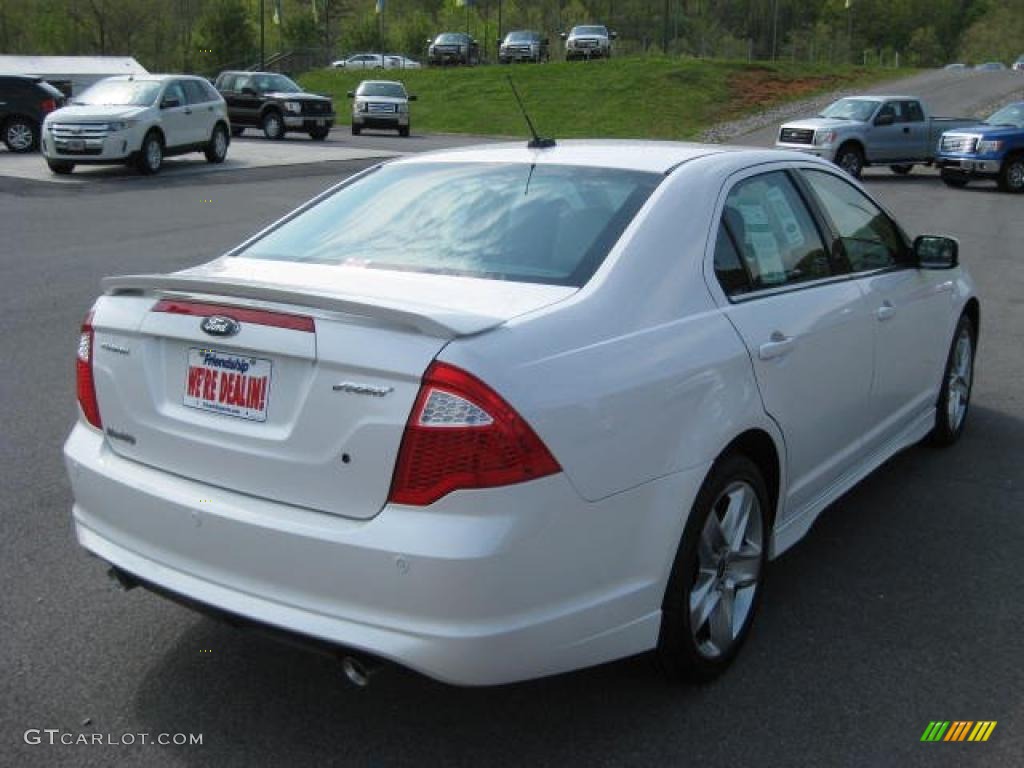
[718,430,781,529]
[963,298,980,341]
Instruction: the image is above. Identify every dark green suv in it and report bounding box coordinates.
[214,71,335,140]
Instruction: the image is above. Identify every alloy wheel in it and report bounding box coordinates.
[946,328,973,432]
[690,481,763,659]
[6,120,35,151]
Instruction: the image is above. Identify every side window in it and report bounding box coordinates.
[218,74,236,92]
[713,222,752,297]
[182,80,208,105]
[163,81,186,106]
[236,75,252,92]
[903,100,925,123]
[802,170,908,272]
[877,101,902,122]
[721,171,831,291]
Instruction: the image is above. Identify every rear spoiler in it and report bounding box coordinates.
[102,274,501,338]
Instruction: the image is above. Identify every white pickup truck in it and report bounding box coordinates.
[775,95,976,178]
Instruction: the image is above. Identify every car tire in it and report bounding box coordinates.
[262,111,285,140]
[997,154,1024,193]
[835,143,865,178]
[204,124,229,163]
[135,131,163,175]
[399,125,410,138]
[308,126,330,141]
[46,159,75,175]
[657,454,769,683]
[231,126,245,137]
[3,116,39,152]
[890,164,914,175]
[930,314,976,447]
[940,170,969,188]
[351,124,361,136]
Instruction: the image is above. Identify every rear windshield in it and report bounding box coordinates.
[236,162,661,286]
[356,82,406,98]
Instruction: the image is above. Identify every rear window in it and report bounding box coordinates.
[236,162,661,286]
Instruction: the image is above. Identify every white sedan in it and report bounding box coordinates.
[64,141,978,686]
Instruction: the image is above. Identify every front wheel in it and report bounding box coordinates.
[351,124,361,136]
[204,124,228,163]
[890,164,914,175]
[997,154,1024,193]
[135,131,163,175]
[47,159,75,175]
[941,170,969,188]
[658,454,769,683]
[262,111,285,140]
[398,125,410,138]
[930,315,976,446]
[309,125,330,141]
[835,144,865,178]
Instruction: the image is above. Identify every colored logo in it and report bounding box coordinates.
[921,721,997,742]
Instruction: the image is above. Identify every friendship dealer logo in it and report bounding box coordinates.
[920,721,997,742]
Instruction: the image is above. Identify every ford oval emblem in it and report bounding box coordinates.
[200,315,240,337]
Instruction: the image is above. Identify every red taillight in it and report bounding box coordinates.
[76,310,102,429]
[388,362,560,506]
[41,98,57,114]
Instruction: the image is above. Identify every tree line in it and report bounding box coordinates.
[0,0,1018,74]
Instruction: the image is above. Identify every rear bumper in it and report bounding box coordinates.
[64,422,704,685]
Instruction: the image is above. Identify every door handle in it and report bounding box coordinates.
[759,332,796,360]
[876,301,897,321]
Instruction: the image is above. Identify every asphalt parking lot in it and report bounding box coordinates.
[2,72,1023,767]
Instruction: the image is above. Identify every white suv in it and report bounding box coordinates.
[41,75,230,176]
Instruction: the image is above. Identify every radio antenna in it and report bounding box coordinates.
[507,76,555,149]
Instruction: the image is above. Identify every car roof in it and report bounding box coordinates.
[359,80,405,87]
[389,139,808,175]
[101,74,202,82]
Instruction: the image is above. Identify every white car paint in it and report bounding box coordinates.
[41,74,228,168]
[63,141,978,685]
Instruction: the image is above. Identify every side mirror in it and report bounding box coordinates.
[610,31,618,40]
[346,90,354,98]
[915,235,959,269]
[161,96,181,109]
[874,113,895,127]
[408,94,418,101]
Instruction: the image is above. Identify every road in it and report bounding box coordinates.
[2,69,1022,767]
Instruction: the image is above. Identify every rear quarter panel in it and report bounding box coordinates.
[439,159,778,503]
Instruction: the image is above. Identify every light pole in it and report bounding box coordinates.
[260,0,265,69]
[771,0,779,61]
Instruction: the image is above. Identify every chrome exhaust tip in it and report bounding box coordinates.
[341,654,383,688]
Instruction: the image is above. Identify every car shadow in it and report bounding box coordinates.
[128,405,1024,766]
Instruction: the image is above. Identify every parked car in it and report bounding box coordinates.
[775,95,977,177]
[975,61,1007,71]
[41,75,229,175]
[385,55,422,70]
[943,63,968,71]
[348,80,415,137]
[936,101,1024,192]
[562,25,616,60]
[1013,57,1024,71]
[65,141,978,686]
[0,75,65,152]
[499,30,550,63]
[427,33,480,66]
[214,71,334,141]
[332,54,386,70]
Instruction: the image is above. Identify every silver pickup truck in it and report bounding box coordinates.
[775,95,976,178]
